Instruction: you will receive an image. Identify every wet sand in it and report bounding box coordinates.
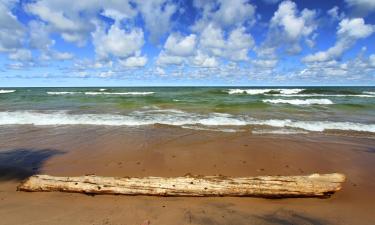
[0,126,374,225]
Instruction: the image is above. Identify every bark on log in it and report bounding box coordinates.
[18,173,345,198]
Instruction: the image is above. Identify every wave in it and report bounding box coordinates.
[47,91,81,95]
[227,88,304,95]
[263,99,333,105]
[226,88,375,97]
[84,92,154,95]
[0,110,374,133]
[269,94,375,98]
[0,90,16,94]
[46,91,155,96]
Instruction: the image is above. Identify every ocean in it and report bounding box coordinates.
[0,87,374,135]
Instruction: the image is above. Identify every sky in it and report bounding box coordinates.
[0,0,375,87]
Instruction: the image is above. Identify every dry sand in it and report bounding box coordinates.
[0,126,374,225]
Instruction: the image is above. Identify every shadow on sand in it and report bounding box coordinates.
[0,148,64,181]
[187,202,329,225]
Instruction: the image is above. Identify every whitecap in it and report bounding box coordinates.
[0,90,16,94]
[47,91,81,95]
[227,88,304,95]
[84,92,154,96]
[269,94,375,98]
[263,99,333,105]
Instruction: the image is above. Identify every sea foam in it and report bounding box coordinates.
[270,94,375,98]
[226,88,375,97]
[0,110,374,133]
[0,90,16,94]
[227,88,304,95]
[84,92,154,95]
[263,99,333,105]
[47,91,81,95]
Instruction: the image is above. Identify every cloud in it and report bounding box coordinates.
[303,18,374,62]
[119,55,148,67]
[199,24,254,61]
[164,33,197,57]
[92,23,144,60]
[369,54,375,67]
[8,49,32,61]
[135,0,177,43]
[192,0,256,30]
[212,0,256,28]
[27,20,74,61]
[41,51,74,61]
[338,17,374,38]
[345,0,375,15]
[156,52,185,65]
[98,70,115,78]
[0,1,25,52]
[155,66,166,76]
[29,21,53,50]
[252,59,278,68]
[25,1,92,46]
[327,6,345,21]
[25,0,137,46]
[199,24,225,55]
[296,51,375,82]
[225,26,255,61]
[267,0,317,54]
[191,51,219,68]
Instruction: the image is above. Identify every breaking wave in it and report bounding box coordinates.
[227,88,304,95]
[270,94,375,98]
[84,92,154,95]
[263,99,333,105]
[226,88,375,97]
[0,110,374,133]
[47,91,79,95]
[0,90,16,94]
[47,91,155,96]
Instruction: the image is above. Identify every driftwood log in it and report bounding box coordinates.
[18,173,345,198]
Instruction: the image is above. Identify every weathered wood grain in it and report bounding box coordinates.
[18,173,345,198]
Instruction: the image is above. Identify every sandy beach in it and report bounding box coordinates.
[0,126,374,225]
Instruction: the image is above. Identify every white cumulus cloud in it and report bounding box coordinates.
[0,1,25,52]
[303,18,374,63]
[345,0,375,15]
[164,33,197,57]
[135,0,177,43]
[92,23,144,60]
[119,55,148,67]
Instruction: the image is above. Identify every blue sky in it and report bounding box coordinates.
[0,0,374,86]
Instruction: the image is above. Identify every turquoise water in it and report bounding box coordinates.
[0,87,374,133]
